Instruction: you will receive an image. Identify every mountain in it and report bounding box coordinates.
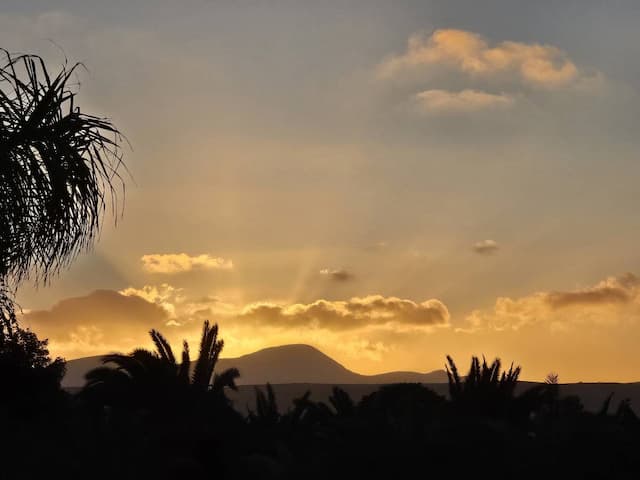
[61,343,448,388]
[61,346,640,415]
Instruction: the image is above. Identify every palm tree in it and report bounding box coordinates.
[0,50,126,317]
[445,355,522,418]
[83,320,239,410]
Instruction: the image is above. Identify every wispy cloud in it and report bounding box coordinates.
[416,89,514,113]
[141,253,233,274]
[320,268,354,282]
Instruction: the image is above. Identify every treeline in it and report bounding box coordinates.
[1,319,640,479]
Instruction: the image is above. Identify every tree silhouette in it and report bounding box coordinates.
[0,307,65,413]
[0,50,126,315]
[446,354,522,418]
[83,320,239,410]
[248,383,281,427]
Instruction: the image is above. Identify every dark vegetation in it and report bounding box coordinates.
[0,50,125,320]
[1,319,640,479]
[2,51,640,479]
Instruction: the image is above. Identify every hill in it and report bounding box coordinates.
[61,343,448,388]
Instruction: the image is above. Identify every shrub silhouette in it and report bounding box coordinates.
[0,308,65,414]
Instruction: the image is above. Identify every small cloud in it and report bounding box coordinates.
[320,268,354,282]
[141,253,233,274]
[472,239,499,255]
[415,89,514,114]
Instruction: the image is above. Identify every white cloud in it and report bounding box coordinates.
[141,253,233,274]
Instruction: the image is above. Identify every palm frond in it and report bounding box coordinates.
[212,367,240,392]
[178,340,190,385]
[192,320,223,388]
[149,329,176,366]
[0,49,127,292]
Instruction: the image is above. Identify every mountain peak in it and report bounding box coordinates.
[62,343,448,388]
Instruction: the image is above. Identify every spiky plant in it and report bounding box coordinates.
[0,50,126,316]
[445,355,522,418]
[328,387,356,417]
[192,320,240,391]
[83,321,239,409]
[248,383,280,426]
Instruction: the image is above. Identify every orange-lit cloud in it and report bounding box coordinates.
[119,283,183,316]
[378,28,585,89]
[463,273,640,332]
[20,274,640,381]
[21,290,170,358]
[22,288,450,359]
[141,253,233,274]
[415,89,514,113]
[237,295,450,330]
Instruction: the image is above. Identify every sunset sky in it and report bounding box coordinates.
[4,0,640,382]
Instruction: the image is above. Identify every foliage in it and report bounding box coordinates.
[0,307,65,412]
[83,320,239,411]
[3,317,640,479]
[0,50,126,308]
[446,354,522,417]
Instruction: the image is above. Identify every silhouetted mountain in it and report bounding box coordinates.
[62,343,448,388]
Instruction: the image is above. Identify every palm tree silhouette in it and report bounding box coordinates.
[0,50,126,316]
[84,320,239,410]
[445,354,522,418]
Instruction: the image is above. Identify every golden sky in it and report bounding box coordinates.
[4,1,640,382]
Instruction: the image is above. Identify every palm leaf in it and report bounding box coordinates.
[212,367,240,392]
[0,49,127,297]
[150,329,176,366]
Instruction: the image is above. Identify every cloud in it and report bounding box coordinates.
[320,268,354,282]
[547,273,638,309]
[21,290,170,358]
[378,28,588,89]
[472,239,499,255]
[141,253,233,274]
[463,273,640,332]
[22,285,449,360]
[119,283,182,317]
[236,295,450,331]
[415,89,514,113]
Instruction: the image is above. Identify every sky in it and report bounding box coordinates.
[3,0,640,382]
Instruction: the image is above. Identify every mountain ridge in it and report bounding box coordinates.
[61,343,448,388]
